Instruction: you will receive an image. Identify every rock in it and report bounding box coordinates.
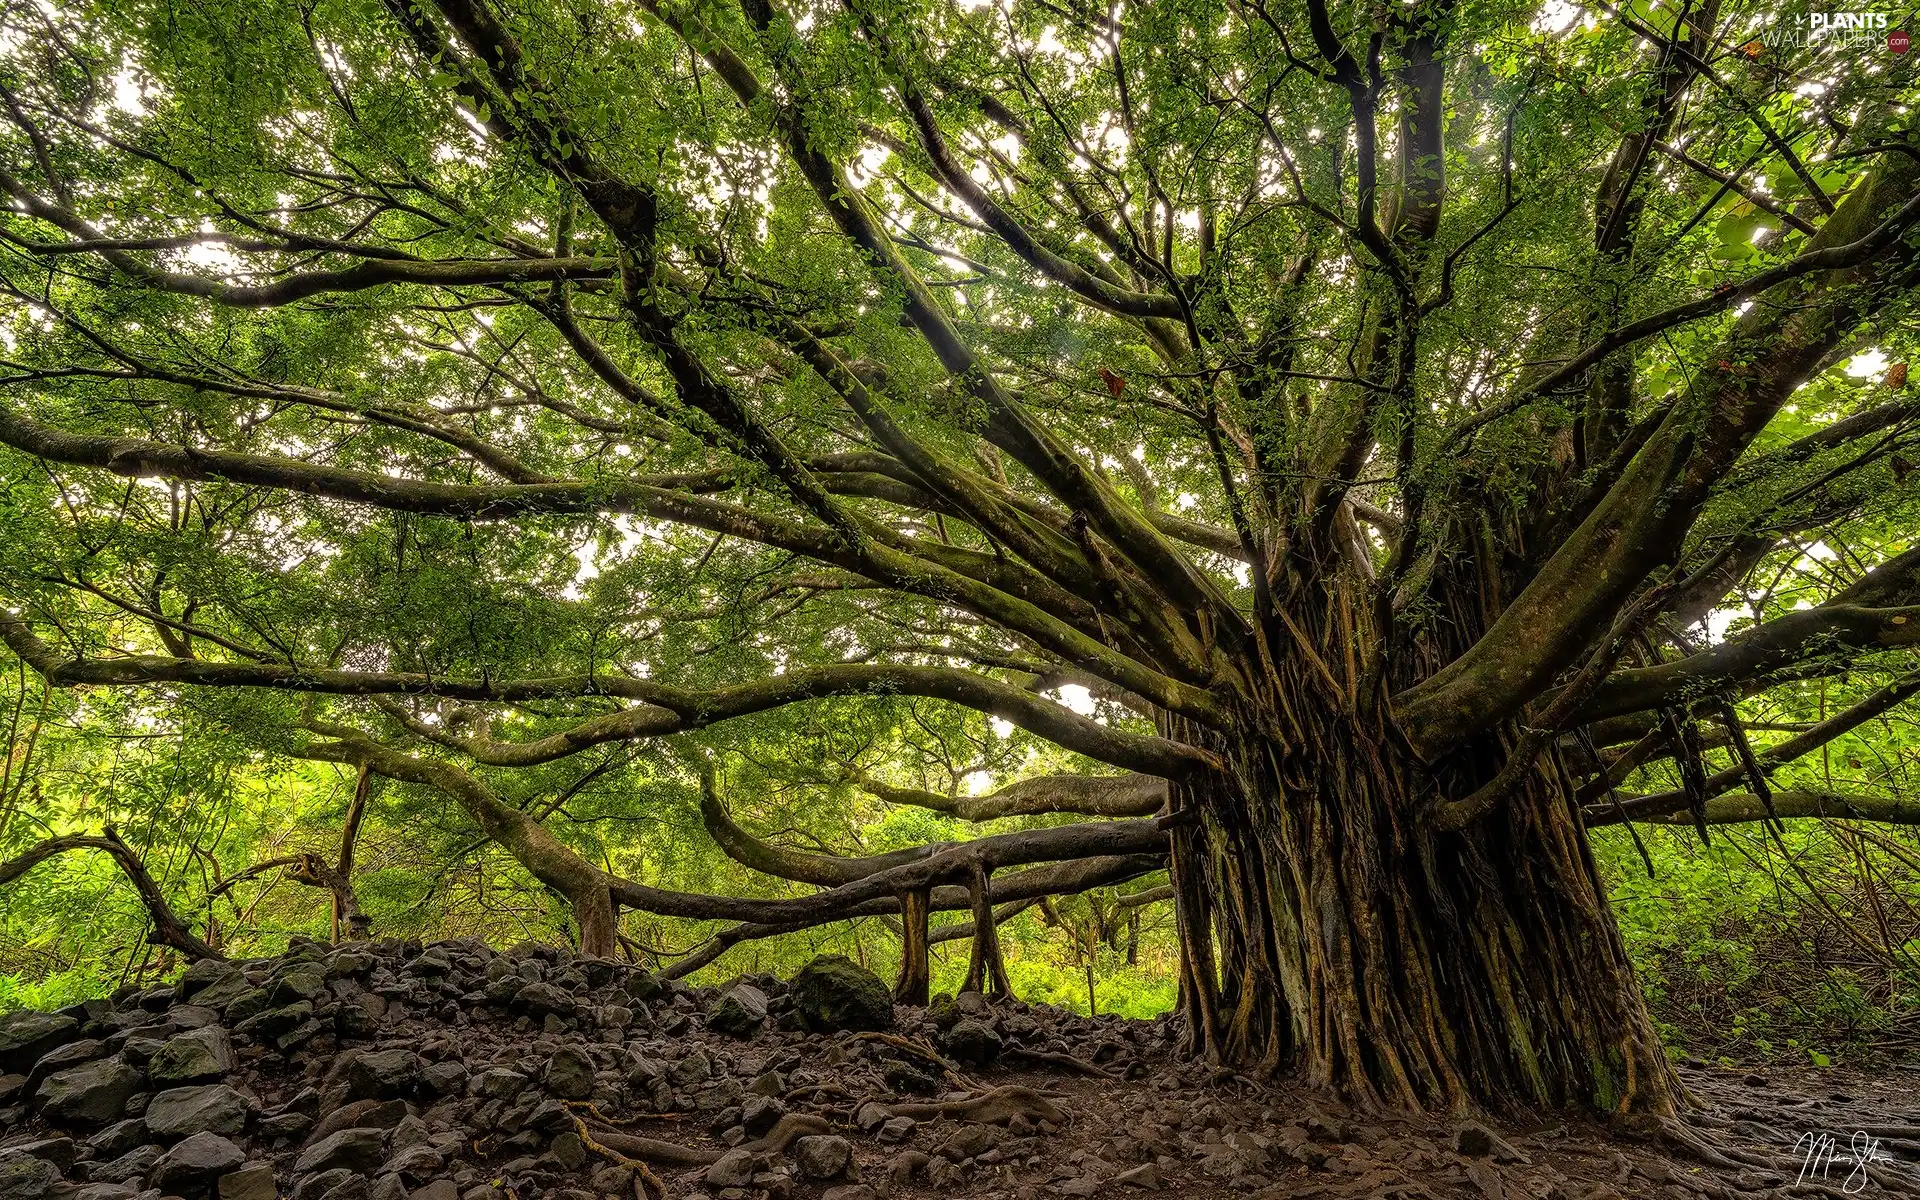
[471,1068,526,1100]
[418,1061,467,1097]
[25,1039,104,1095]
[145,1084,249,1138]
[410,1184,458,1200]
[88,1144,163,1185]
[739,1094,784,1135]
[887,1150,930,1187]
[879,1116,915,1143]
[308,1098,407,1144]
[0,1012,78,1075]
[37,1057,143,1127]
[294,1127,385,1176]
[218,1163,278,1200]
[0,1155,58,1200]
[793,1134,853,1181]
[1114,1163,1162,1189]
[822,1188,879,1200]
[943,1019,1004,1066]
[705,1148,759,1189]
[344,1049,420,1100]
[291,1168,353,1200]
[542,1046,594,1100]
[87,1119,148,1159]
[151,1131,246,1191]
[789,956,893,1032]
[147,1027,235,1086]
[0,1139,73,1171]
[548,1130,587,1170]
[706,985,768,1038]
[512,982,574,1017]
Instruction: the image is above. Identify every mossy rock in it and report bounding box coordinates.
[789,955,894,1032]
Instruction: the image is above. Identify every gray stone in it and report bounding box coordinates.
[38,1057,142,1127]
[510,982,573,1016]
[385,1144,442,1180]
[151,1131,246,1191]
[87,1119,149,1160]
[217,1163,278,1200]
[290,1168,352,1200]
[541,1046,593,1100]
[368,1175,406,1200]
[822,1187,879,1200]
[0,1155,58,1200]
[145,1083,249,1138]
[793,1134,854,1181]
[879,1115,916,1143]
[0,1012,77,1075]
[293,1127,385,1176]
[409,1182,459,1200]
[471,1068,526,1100]
[89,1144,163,1185]
[147,1027,235,1086]
[739,1094,784,1135]
[418,1061,466,1097]
[705,985,767,1038]
[790,956,893,1032]
[548,1130,587,1170]
[234,1002,311,1040]
[942,1018,1004,1066]
[70,1185,138,1200]
[26,1039,104,1094]
[188,970,253,1012]
[704,1148,758,1189]
[667,1048,711,1088]
[344,1049,419,1100]
[0,1140,72,1172]
[270,966,326,1004]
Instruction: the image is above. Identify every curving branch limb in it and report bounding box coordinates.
[1595,788,1920,828]
[0,828,222,961]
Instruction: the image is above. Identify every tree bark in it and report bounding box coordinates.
[962,858,1013,997]
[1166,702,1675,1113]
[894,887,931,1004]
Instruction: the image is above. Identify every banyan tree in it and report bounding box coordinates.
[1,0,1918,1117]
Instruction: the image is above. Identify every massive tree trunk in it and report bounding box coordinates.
[1168,556,1676,1112]
[1170,718,1671,1112]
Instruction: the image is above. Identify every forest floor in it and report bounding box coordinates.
[0,937,1916,1200]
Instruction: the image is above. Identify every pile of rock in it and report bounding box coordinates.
[0,939,1174,1200]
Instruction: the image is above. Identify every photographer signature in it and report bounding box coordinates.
[1794,1130,1898,1193]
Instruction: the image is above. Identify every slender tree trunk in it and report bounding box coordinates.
[895,887,931,1004]
[963,858,1012,996]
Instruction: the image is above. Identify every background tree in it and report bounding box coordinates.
[0,0,1917,1118]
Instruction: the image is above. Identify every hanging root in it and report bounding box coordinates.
[871,1085,1066,1125]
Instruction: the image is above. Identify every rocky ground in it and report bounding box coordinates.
[0,937,1918,1200]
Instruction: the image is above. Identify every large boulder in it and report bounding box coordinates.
[145,1084,248,1138]
[790,956,893,1032]
[0,1012,77,1076]
[36,1058,142,1127]
[147,1027,235,1086]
